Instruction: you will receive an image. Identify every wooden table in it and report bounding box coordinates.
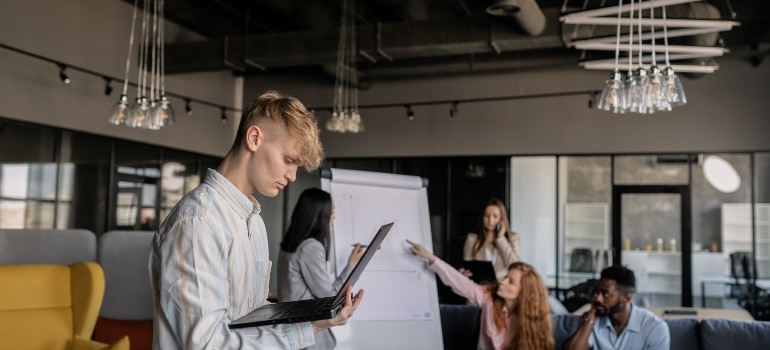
[645,307,754,322]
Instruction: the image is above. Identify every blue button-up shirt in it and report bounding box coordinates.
[150,169,314,349]
[589,303,670,350]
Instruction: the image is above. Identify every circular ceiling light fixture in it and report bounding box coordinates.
[703,155,740,193]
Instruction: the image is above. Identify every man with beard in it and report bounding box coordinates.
[562,266,669,350]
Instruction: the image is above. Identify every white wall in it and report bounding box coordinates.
[511,156,557,282]
[0,0,239,157]
[246,58,770,158]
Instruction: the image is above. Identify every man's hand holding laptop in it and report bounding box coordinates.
[311,286,364,333]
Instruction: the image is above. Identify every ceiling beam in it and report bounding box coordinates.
[163,8,566,74]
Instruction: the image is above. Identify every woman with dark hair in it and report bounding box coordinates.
[408,240,553,350]
[463,198,520,282]
[277,188,364,350]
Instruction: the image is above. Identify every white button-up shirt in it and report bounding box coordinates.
[150,169,314,349]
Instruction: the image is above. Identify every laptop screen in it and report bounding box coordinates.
[330,222,394,307]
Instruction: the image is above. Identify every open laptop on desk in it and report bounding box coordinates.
[229,222,394,329]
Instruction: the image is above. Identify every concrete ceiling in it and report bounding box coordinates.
[126,0,770,80]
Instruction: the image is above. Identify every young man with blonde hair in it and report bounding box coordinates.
[150,91,363,349]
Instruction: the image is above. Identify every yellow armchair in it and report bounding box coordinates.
[0,262,112,350]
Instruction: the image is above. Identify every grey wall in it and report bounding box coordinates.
[0,0,239,157]
[246,58,770,158]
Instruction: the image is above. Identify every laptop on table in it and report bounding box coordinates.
[229,222,394,329]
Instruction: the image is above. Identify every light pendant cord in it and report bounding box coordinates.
[613,0,623,71]
[627,0,635,75]
[637,0,643,68]
[160,0,166,96]
[650,0,657,66]
[663,6,671,67]
[121,0,140,96]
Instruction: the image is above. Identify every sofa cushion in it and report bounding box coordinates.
[701,318,770,350]
[665,318,699,350]
[552,314,582,350]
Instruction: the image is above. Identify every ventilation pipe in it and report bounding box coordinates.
[486,0,546,36]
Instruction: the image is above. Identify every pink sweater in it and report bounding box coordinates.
[429,258,518,350]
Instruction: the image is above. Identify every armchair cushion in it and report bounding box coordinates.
[0,263,105,350]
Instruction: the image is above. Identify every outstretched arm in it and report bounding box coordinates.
[406,239,488,306]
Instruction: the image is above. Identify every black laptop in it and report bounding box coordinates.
[462,260,497,284]
[229,222,394,329]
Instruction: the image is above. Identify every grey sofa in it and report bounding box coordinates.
[440,304,770,350]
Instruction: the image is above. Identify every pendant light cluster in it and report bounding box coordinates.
[596,0,686,114]
[326,0,364,133]
[108,0,175,130]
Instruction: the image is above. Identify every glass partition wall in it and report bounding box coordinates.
[511,153,767,312]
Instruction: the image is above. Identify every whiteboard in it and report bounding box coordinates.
[321,168,443,350]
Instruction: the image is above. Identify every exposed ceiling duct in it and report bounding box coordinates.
[487,0,546,36]
[163,8,563,75]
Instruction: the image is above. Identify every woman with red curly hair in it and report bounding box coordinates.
[407,240,553,350]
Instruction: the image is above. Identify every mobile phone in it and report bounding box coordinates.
[495,223,502,233]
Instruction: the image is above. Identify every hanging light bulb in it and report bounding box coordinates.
[328,0,363,133]
[661,4,686,107]
[662,66,687,107]
[596,0,626,113]
[125,96,149,128]
[110,0,139,126]
[647,65,671,112]
[626,1,648,114]
[597,71,627,113]
[643,1,670,113]
[108,94,129,125]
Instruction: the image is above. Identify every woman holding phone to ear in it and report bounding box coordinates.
[463,198,520,282]
[277,188,365,350]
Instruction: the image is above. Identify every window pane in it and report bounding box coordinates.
[691,153,752,308]
[0,200,26,228]
[559,156,612,291]
[56,132,111,233]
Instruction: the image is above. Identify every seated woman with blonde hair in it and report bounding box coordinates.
[407,240,553,350]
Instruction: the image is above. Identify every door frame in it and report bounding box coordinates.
[612,185,693,307]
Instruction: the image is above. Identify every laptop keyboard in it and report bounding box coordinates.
[270,297,335,320]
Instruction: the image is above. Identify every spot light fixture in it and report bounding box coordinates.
[449,101,459,118]
[220,107,228,124]
[405,105,414,121]
[103,77,113,96]
[184,99,192,115]
[58,65,71,84]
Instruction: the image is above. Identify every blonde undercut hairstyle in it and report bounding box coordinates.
[233,91,324,171]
